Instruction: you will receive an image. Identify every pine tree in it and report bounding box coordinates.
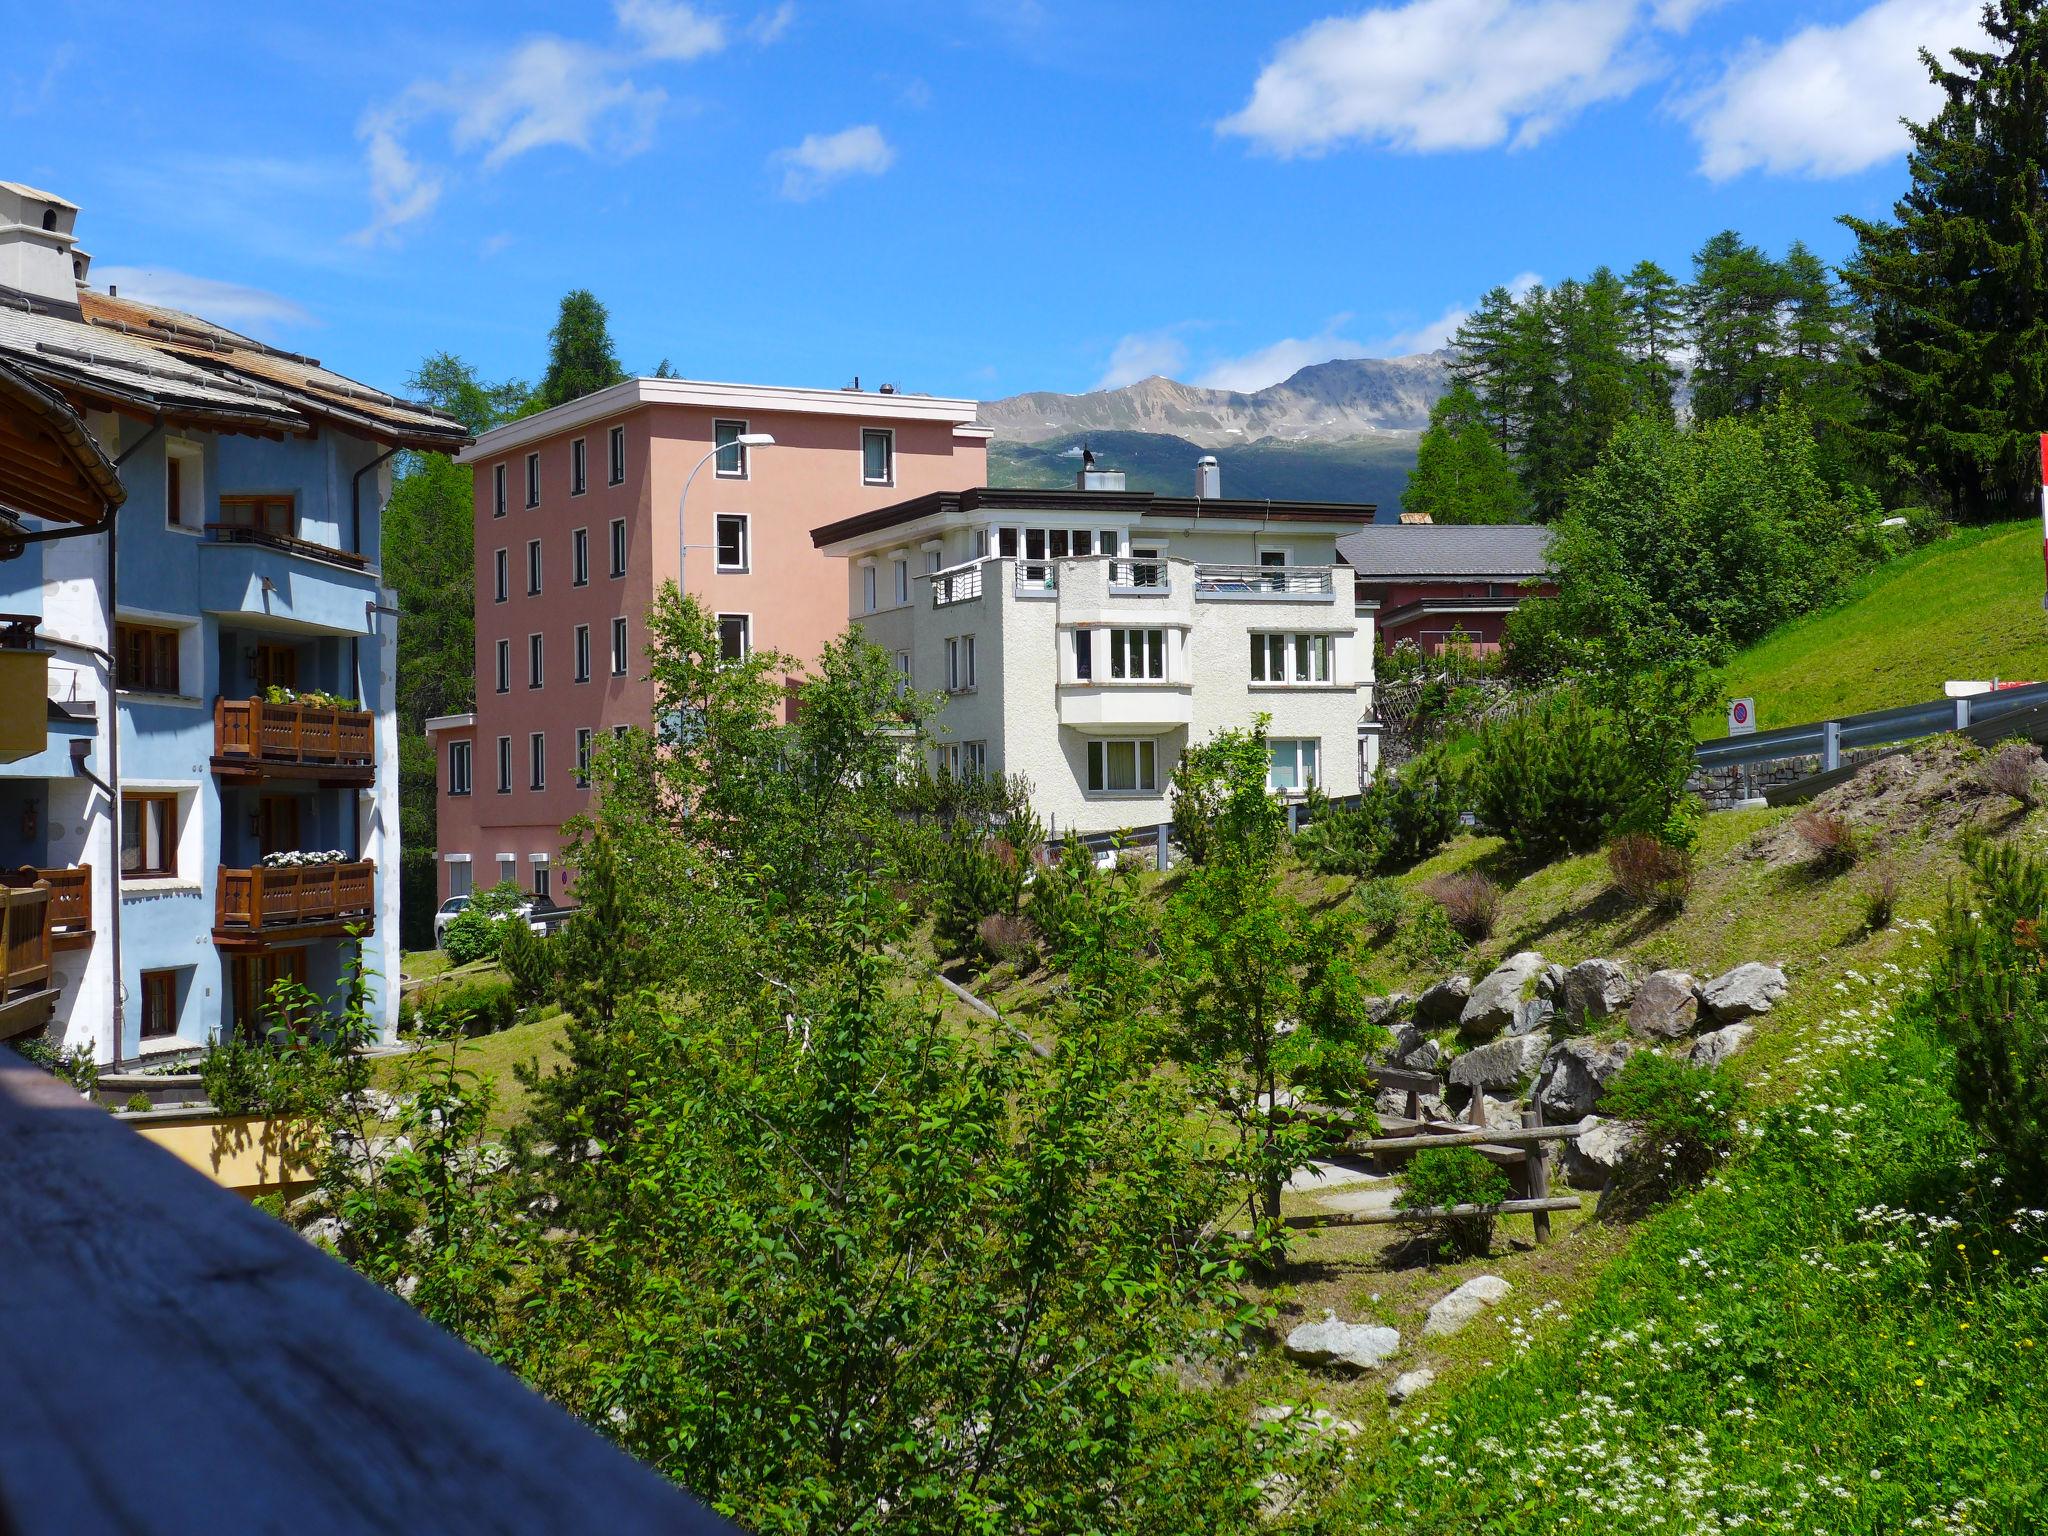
[1621,259,1685,419]
[1449,285,1524,448]
[1555,268,1634,495]
[533,290,629,411]
[1687,230,1788,421]
[1505,285,1569,518]
[1404,384,1528,524]
[1842,4,2048,520]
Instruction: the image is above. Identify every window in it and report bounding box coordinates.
[165,441,201,528]
[165,453,181,526]
[1072,629,1092,681]
[447,859,473,899]
[862,427,894,485]
[116,622,180,694]
[609,518,627,577]
[715,513,749,572]
[493,548,508,603]
[1259,549,1289,568]
[572,528,590,586]
[924,548,942,574]
[945,635,976,692]
[962,740,987,776]
[611,617,629,676]
[525,452,540,508]
[530,732,546,790]
[862,564,878,613]
[1126,544,1163,588]
[498,855,517,887]
[892,558,908,605]
[613,724,631,742]
[575,727,593,787]
[493,463,507,518]
[575,624,591,683]
[1108,628,1165,681]
[216,494,296,538]
[893,650,912,694]
[494,639,510,694]
[533,860,552,900]
[496,737,512,793]
[1087,739,1157,794]
[714,419,749,478]
[570,437,588,496]
[1267,738,1321,794]
[973,528,989,559]
[140,970,179,1041]
[448,740,472,796]
[121,793,178,877]
[528,633,544,689]
[1250,633,1332,684]
[526,539,542,595]
[608,425,626,485]
[717,613,750,663]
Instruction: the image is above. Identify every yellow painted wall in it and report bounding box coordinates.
[130,1114,314,1197]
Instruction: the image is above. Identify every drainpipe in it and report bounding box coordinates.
[351,446,398,559]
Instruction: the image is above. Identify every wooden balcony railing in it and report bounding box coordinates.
[216,860,375,935]
[0,882,52,999]
[0,866,88,948]
[216,697,374,771]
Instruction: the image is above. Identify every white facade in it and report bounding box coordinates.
[822,493,1379,841]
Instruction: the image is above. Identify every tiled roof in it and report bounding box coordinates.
[1336,523,1553,580]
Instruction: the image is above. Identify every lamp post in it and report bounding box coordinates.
[677,432,774,597]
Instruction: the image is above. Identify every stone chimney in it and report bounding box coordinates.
[0,182,86,305]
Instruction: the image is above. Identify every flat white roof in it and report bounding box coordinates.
[423,712,476,732]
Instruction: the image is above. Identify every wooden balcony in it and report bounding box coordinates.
[0,866,90,951]
[214,860,375,949]
[214,696,375,784]
[0,881,56,1040]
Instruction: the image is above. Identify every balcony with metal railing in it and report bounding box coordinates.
[929,561,984,608]
[1193,564,1336,599]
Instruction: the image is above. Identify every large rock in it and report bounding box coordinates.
[1365,993,1413,1028]
[1448,1033,1548,1093]
[1700,963,1788,1024]
[1387,1367,1436,1405]
[1283,1311,1402,1371]
[1688,1022,1755,1069]
[1533,1037,1634,1121]
[1628,970,1700,1040]
[1376,1087,1447,1122]
[1509,997,1555,1037]
[1459,952,1549,1040]
[1536,963,1567,1001]
[1414,976,1471,1031]
[1422,1275,1511,1337]
[1562,1116,1637,1188]
[1385,1025,1443,1072]
[1562,959,1634,1023]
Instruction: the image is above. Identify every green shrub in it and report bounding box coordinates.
[1600,1052,1746,1204]
[1353,877,1408,936]
[1469,692,1638,857]
[469,880,530,919]
[125,1091,152,1113]
[10,1036,99,1096]
[441,908,503,966]
[1392,900,1467,970]
[1295,792,1384,876]
[412,978,518,1038]
[932,827,1028,964]
[496,918,558,1009]
[1376,747,1466,869]
[199,1034,291,1116]
[1028,837,1112,960]
[1397,1145,1512,1259]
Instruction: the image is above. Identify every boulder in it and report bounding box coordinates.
[1533,1037,1634,1121]
[1376,1087,1446,1121]
[1422,1275,1511,1337]
[1688,1022,1755,1069]
[299,1216,344,1251]
[1283,1311,1402,1371]
[1414,976,1471,1031]
[1536,963,1568,1001]
[1365,992,1414,1027]
[1448,1033,1548,1094]
[1628,970,1700,1040]
[1459,952,1549,1040]
[1252,1403,1362,1437]
[1700,963,1788,1024]
[1562,958,1634,1023]
[1475,1093,1524,1133]
[1562,1116,1637,1188]
[1387,1367,1436,1405]
[1509,997,1555,1037]
[1386,1025,1443,1072]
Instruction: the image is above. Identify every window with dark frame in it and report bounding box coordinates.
[533,862,552,900]
[861,428,893,485]
[715,513,748,572]
[575,624,591,682]
[526,539,542,595]
[121,793,177,877]
[216,494,296,539]
[140,970,179,1040]
[115,622,180,694]
[608,425,626,484]
[494,639,510,694]
[611,616,628,676]
[716,613,750,663]
[572,528,589,585]
[1086,739,1157,794]
[448,740,472,796]
[530,732,546,790]
[493,548,508,603]
[528,632,544,689]
[714,419,749,478]
[525,452,540,507]
[575,727,593,787]
[610,518,627,577]
[493,463,507,517]
[166,454,184,527]
[496,736,512,793]
[570,437,588,495]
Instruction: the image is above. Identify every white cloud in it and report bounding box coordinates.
[1376,270,1542,353]
[1220,0,1650,156]
[616,0,726,59]
[353,118,444,245]
[1094,329,1191,391]
[1194,318,1369,392]
[1685,0,1984,181]
[448,37,666,170]
[1648,0,1725,30]
[751,2,798,44]
[774,124,896,200]
[93,266,315,334]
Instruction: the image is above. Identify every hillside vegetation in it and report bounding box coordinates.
[1701,520,2048,736]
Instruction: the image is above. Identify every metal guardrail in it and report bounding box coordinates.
[929,562,982,607]
[1693,682,2048,772]
[1192,564,1335,597]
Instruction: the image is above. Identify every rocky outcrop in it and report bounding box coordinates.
[1509,997,1555,1036]
[1385,1025,1443,1072]
[1628,970,1700,1040]
[1688,1022,1755,1069]
[1533,1037,1634,1121]
[1562,1116,1637,1188]
[1414,976,1471,1031]
[1284,1311,1402,1371]
[1377,1087,1447,1121]
[1700,963,1788,1023]
[1387,1367,1436,1405]
[1459,952,1548,1040]
[1562,958,1634,1023]
[1448,1034,1548,1094]
[1537,962,1567,1001]
[1423,1275,1511,1337]
[1366,993,1413,1027]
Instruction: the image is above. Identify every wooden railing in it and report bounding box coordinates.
[0,866,88,941]
[0,882,51,998]
[216,697,374,768]
[216,860,375,932]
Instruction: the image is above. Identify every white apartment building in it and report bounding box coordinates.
[811,459,1380,842]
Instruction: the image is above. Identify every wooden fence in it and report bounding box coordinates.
[216,695,374,767]
[216,860,375,933]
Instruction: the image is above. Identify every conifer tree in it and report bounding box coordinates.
[1404,383,1528,524]
[533,289,629,411]
[1449,285,1524,448]
[1621,259,1685,419]
[1687,230,1788,421]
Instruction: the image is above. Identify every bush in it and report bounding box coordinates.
[198,1034,292,1116]
[1353,877,1408,936]
[1295,792,1383,877]
[932,827,1028,963]
[1862,866,1899,932]
[975,912,1039,969]
[440,908,503,966]
[1600,1053,1746,1205]
[1791,809,1860,872]
[496,918,558,1009]
[1607,833,1694,913]
[1392,900,1467,969]
[1979,740,2041,808]
[470,880,530,919]
[1397,1146,1512,1259]
[11,1036,98,1096]
[412,978,517,1038]
[1420,871,1501,943]
[1469,692,1639,858]
[1297,750,1464,877]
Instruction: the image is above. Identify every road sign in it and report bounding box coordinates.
[1727,697,1756,736]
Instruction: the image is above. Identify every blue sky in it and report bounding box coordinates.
[2,0,1988,404]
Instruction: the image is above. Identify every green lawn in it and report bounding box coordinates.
[1699,519,2048,737]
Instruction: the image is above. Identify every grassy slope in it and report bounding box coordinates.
[1700,520,2048,736]
[390,953,570,1129]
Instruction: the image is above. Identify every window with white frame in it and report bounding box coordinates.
[530,732,546,790]
[573,528,589,585]
[1250,633,1332,684]
[493,463,507,518]
[528,632,544,688]
[1087,738,1157,794]
[714,419,749,478]
[1267,738,1321,794]
[498,855,517,886]
[1108,628,1165,681]
[493,548,508,603]
[715,513,749,572]
[717,613,751,663]
[525,452,540,508]
[532,858,552,899]
[963,740,987,775]
[447,857,473,899]
[496,736,513,793]
[861,564,878,613]
[448,740,472,796]
[574,624,591,682]
[608,425,626,484]
[575,727,593,787]
[609,518,627,577]
[892,558,908,605]
[494,639,510,694]
[611,617,629,676]
[973,528,989,559]
[526,539,542,595]
[1259,548,1289,569]
[862,427,894,485]
[571,437,588,496]
[923,547,942,574]
[944,635,976,692]
[893,650,911,694]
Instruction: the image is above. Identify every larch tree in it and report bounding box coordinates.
[533,289,629,411]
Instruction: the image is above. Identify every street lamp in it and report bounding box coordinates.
[677,432,775,595]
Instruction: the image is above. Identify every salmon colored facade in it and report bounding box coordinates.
[431,379,987,903]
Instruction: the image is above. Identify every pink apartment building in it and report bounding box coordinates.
[429,378,988,903]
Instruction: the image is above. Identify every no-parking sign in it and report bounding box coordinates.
[1727,697,1756,736]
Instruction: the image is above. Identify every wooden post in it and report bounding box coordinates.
[1468,1086,1487,1129]
[1523,1104,1552,1245]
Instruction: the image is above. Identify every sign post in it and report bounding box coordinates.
[1727,697,1756,737]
